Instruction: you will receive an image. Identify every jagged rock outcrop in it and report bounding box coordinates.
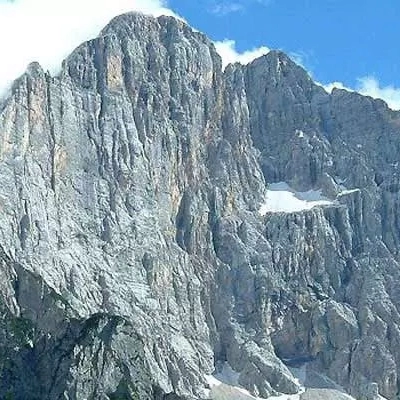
[0,11,400,400]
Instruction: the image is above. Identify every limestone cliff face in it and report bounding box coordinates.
[0,12,399,400]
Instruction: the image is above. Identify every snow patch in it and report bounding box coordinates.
[206,363,304,400]
[259,182,334,215]
[337,188,360,197]
[206,374,260,399]
[206,374,224,388]
[206,362,366,400]
[206,363,260,399]
[289,365,307,386]
[215,363,241,386]
[266,394,300,400]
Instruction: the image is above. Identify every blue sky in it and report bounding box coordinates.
[169,0,399,89]
[0,0,399,108]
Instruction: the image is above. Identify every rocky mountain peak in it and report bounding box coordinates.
[0,11,399,400]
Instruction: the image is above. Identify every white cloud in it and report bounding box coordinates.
[213,39,269,69]
[320,81,353,93]
[209,0,272,15]
[210,3,244,15]
[0,0,175,96]
[2,0,399,114]
[356,76,400,110]
[320,77,400,111]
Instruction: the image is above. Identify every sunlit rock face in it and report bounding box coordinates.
[0,11,400,400]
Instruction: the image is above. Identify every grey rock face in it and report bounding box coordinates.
[0,11,399,400]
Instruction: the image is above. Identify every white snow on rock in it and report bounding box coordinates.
[206,373,260,399]
[206,363,303,400]
[266,393,301,400]
[215,363,241,385]
[337,188,360,197]
[288,365,307,386]
[204,361,373,400]
[206,363,260,399]
[259,182,334,215]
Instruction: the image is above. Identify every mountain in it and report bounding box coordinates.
[0,12,399,400]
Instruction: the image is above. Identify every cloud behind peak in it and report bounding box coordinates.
[0,0,174,95]
[214,39,270,69]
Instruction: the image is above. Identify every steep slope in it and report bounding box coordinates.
[0,11,399,400]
